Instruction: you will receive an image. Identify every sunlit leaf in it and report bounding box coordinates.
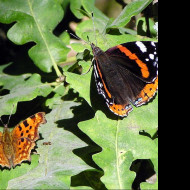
[6,99,92,189]
[0,74,52,116]
[0,0,70,74]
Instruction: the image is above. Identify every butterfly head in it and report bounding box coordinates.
[90,43,103,56]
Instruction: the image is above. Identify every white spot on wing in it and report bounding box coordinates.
[98,81,103,88]
[94,64,99,78]
[136,41,147,52]
[149,54,154,60]
[151,41,156,47]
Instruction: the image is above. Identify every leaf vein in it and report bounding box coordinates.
[27,0,62,77]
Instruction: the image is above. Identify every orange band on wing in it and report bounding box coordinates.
[109,104,133,117]
[136,76,158,106]
[95,61,112,98]
[117,45,149,78]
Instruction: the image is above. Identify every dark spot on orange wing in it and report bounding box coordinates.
[30,115,35,119]
[18,125,22,131]
[144,92,149,98]
[136,77,158,106]
[109,104,133,117]
[23,120,29,127]
[29,126,32,129]
[26,130,29,133]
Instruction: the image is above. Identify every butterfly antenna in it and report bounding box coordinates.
[91,12,97,46]
[7,104,15,127]
[67,30,89,45]
[0,116,5,127]
[67,31,93,75]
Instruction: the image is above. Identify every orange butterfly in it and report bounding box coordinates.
[0,112,46,169]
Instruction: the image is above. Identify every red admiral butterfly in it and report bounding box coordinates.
[91,41,158,117]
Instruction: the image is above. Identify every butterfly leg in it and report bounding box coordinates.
[81,63,93,75]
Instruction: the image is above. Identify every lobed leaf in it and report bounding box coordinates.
[0,73,52,116]
[81,0,109,34]
[79,0,153,35]
[70,0,83,19]
[0,63,31,90]
[5,99,92,189]
[78,111,158,189]
[140,138,158,189]
[64,61,92,106]
[108,0,153,28]
[0,0,70,74]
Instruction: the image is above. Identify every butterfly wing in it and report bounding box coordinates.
[107,55,158,107]
[11,112,46,141]
[0,131,11,168]
[11,112,46,167]
[105,41,158,83]
[93,58,133,116]
[12,137,35,167]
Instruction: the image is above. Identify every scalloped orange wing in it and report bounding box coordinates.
[0,112,46,169]
[11,112,47,167]
[12,138,36,167]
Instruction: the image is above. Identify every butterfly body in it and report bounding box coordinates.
[1,126,15,167]
[91,41,158,117]
[0,112,46,169]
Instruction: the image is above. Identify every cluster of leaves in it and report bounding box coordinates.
[0,0,158,189]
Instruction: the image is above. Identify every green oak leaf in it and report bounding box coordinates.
[4,99,92,189]
[140,138,158,189]
[79,0,153,35]
[108,0,153,28]
[0,74,52,116]
[78,111,158,189]
[0,0,69,74]
[81,0,109,34]
[70,0,83,19]
[0,63,31,90]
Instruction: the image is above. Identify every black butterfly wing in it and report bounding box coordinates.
[110,56,158,107]
[105,41,158,83]
[93,59,133,117]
